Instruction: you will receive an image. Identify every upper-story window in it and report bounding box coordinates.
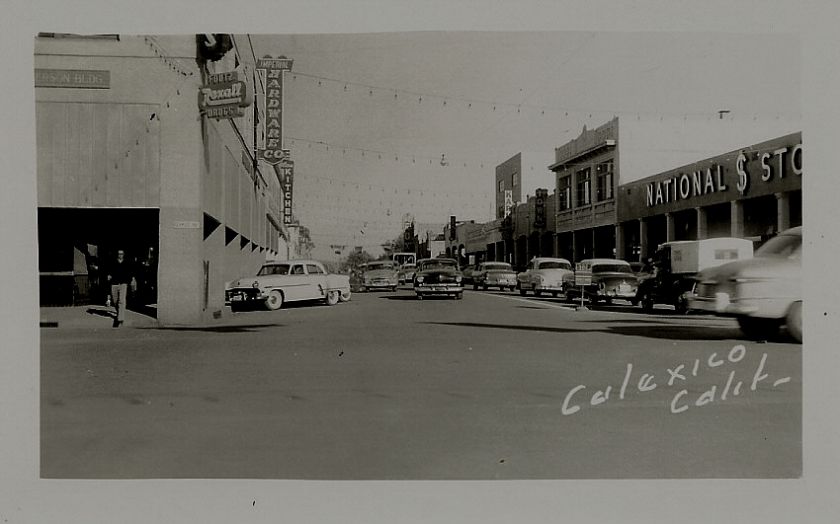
[512,172,519,187]
[596,160,614,201]
[558,175,572,211]
[498,180,504,193]
[576,168,591,207]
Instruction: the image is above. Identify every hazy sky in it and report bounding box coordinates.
[249,31,800,260]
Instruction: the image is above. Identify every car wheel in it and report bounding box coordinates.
[416,294,424,301]
[455,292,463,300]
[482,284,488,291]
[631,299,639,307]
[534,290,542,297]
[391,286,397,292]
[339,289,352,302]
[551,291,559,297]
[264,290,284,311]
[325,290,340,306]
[473,283,478,291]
[360,286,367,293]
[519,288,526,296]
[674,295,689,315]
[230,302,244,313]
[737,316,781,340]
[509,286,515,292]
[786,301,802,343]
[641,293,654,312]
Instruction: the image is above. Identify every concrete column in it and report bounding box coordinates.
[615,223,625,260]
[731,200,744,238]
[696,207,708,240]
[639,218,648,262]
[665,212,675,242]
[776,192,791,232]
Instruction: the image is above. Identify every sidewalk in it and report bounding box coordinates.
[39,305,158,329]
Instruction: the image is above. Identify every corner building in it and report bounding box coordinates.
[616,132,802,260]
[35,34,292,325]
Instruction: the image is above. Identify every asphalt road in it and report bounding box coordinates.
[40,286,801,479]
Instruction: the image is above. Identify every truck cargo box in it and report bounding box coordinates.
[662,238,753,274]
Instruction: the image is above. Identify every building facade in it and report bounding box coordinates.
[616,132,802,260]
[35,34,294,324]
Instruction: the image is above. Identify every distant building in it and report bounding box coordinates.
[494,152,555,219]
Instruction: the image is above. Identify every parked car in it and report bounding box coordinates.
[414,258,463,300]
[688,226,802,342]
[517,257,574,296]
[473,261,517,291]
[359,260,399,292]
[636,237,754,313]
[225,259,351,311]
[461,264,481,285]
[397,263,417,284]
[566,258,639,305]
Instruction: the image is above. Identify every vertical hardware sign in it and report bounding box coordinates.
[255,55,293,165]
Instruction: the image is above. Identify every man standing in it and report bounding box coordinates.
[106,249,135,327]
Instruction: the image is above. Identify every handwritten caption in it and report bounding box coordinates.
[561,345,792,415]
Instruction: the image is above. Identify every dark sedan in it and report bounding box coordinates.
[413,258,464,300]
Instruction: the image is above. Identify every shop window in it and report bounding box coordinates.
[558,175,572,211]
[596,160,614,201]
[576,168,591,207]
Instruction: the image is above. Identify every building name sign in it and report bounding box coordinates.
[646,143,802,208]
[198,70,252,120]
[256,55,293,165]
[35,69,110,89]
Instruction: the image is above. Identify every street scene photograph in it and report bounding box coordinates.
[34,29,802,481]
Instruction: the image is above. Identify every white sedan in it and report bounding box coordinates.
[517,257,574,297]
[226,259,351,311]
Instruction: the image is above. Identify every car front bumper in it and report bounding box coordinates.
[415,284,463,295]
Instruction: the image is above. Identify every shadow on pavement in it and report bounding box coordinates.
[147,323,282,333]
[86,307,116,320]
[423,320,797,344]
[380,295,424,300]
[422,321,586,334]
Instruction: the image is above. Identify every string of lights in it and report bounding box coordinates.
[289,70,800,122]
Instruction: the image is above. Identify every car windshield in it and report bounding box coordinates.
[592,263,632,274]
[755,233,801,259]
[483,263,512,271]
[365,262,395,271]
[258,264,290,276]
[538,261,571,270]
[420,260,456,271]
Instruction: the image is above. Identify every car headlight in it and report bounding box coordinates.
[455,276,462,283]
[252,281,260,288]
[416,276,424,284]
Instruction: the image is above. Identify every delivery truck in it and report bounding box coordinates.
[636,237,754,313]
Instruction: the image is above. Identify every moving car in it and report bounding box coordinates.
[225,259,351,311]
[359,260,399,292]
[636,237,754,313]
[414,258,463,300]
[473,261,517,291]
[460,264,481,285]
[688,226,802,342]
[566,259,639,305]
[397,263,417,285]
[517,257,573,297]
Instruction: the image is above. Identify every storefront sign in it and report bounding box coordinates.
[35,69,110,89]
[198,70,252,120]
[280,165,294,225]
[504,189,513,217]
[645,142,802,208]
[256,56,293,165]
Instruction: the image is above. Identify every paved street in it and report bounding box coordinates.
[41,287,801,479]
